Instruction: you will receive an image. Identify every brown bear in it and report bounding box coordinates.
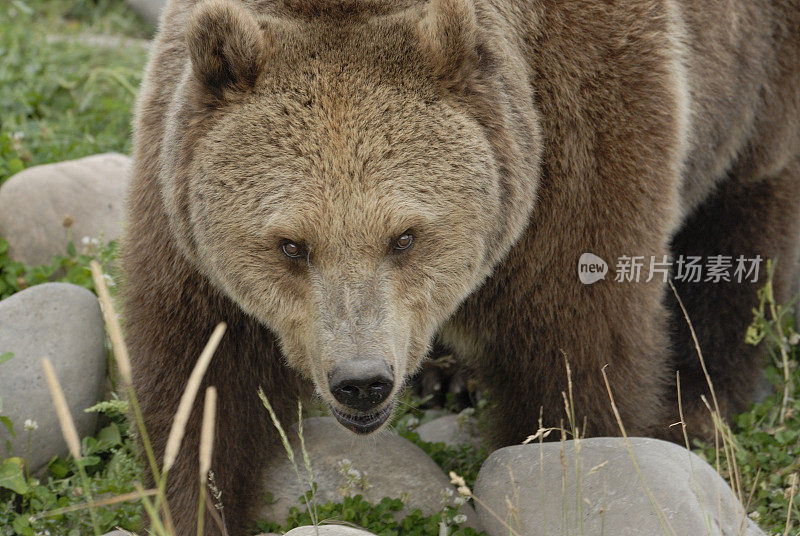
[122,0,800,533]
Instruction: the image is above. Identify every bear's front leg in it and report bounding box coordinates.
[443,141,681,444]
[454,253,673,445]
[156,360,300,536]
[124,266,304,535]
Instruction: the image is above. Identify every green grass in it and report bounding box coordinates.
[0,5,149,532]
[256,494,481,536]
[692,264,800,535]
[0,403,144,536]
[0,236,119,300]
[0,0,150,186]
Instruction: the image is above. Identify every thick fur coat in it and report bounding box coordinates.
[123,0,800,533]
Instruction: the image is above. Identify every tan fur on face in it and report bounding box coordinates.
[123,0,800,533]
[155,0,540,409]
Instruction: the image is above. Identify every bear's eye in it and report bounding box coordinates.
[393,232,414,251]
[281,240,305,259]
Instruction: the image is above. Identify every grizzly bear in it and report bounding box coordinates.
[122,0,800,533]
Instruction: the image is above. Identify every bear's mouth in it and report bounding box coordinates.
[329,401,395,435]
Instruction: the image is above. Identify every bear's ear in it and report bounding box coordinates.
[186,0,270,100]
[417,0,479,92]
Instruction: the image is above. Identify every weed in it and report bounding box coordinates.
[0,0,149,188]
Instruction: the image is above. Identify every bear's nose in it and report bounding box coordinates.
[328,360,393,413]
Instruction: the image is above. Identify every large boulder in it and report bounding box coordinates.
[0,283,106,471]
[258,417,479,529]
[473,437,765,536]
[0,153,129,266]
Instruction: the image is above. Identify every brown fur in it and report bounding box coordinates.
[123,0,800,533]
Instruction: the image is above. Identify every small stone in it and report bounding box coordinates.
[0,153,129,265]
[473,437,766,536]
[258,417,480,530]
[416,413,482,448]
[0,283,107,472]
[284,526,377,536]
[421,408,449,421]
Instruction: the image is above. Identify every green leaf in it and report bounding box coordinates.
[84,398,129,416]
[0,415,13,437]
[66,240,76,257]
[79,454,102,468]
[47,456,70,479]
[0,457,29,494]
[12,513,34,536]
[95,422,122,450]
[0,351,13,365]
[7,158,24,175]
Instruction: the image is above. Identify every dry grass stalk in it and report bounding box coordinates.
[762,271,793,424]
[740,470,762,536]
[675,372,715,536]
[136,483,169,536]
[89,259,132,384]
[601,365,677,536]
[42,357,82,460]
[198,387,218,536]
[204,488,229,536]
[163,322,227,472]
[258,391,320,530]
[199,387,217,479]
[669,281,748,515]
[90,260,164,485]
[43,356,102,534]
[784,473,798,536]
[667,281,724,420]
[91,260,176,531]
[31,489,159,520]
[295,400,321,529]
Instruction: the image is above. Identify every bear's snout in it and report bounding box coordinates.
[328,359,394,413]
[327,359,395,434]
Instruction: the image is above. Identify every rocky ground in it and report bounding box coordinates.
[0,154,771,536]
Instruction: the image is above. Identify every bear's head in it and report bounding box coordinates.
[159,0,541,433]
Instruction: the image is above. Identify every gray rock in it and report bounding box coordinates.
[284,526,377,536]
[259,417,479,529]
[416,413,481,448]
[127,0,165,25]
[0,153,129,265]
[0,283,106,471]
[421,408,449,422]
[473,437,765,536]
[99,531,133,536]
